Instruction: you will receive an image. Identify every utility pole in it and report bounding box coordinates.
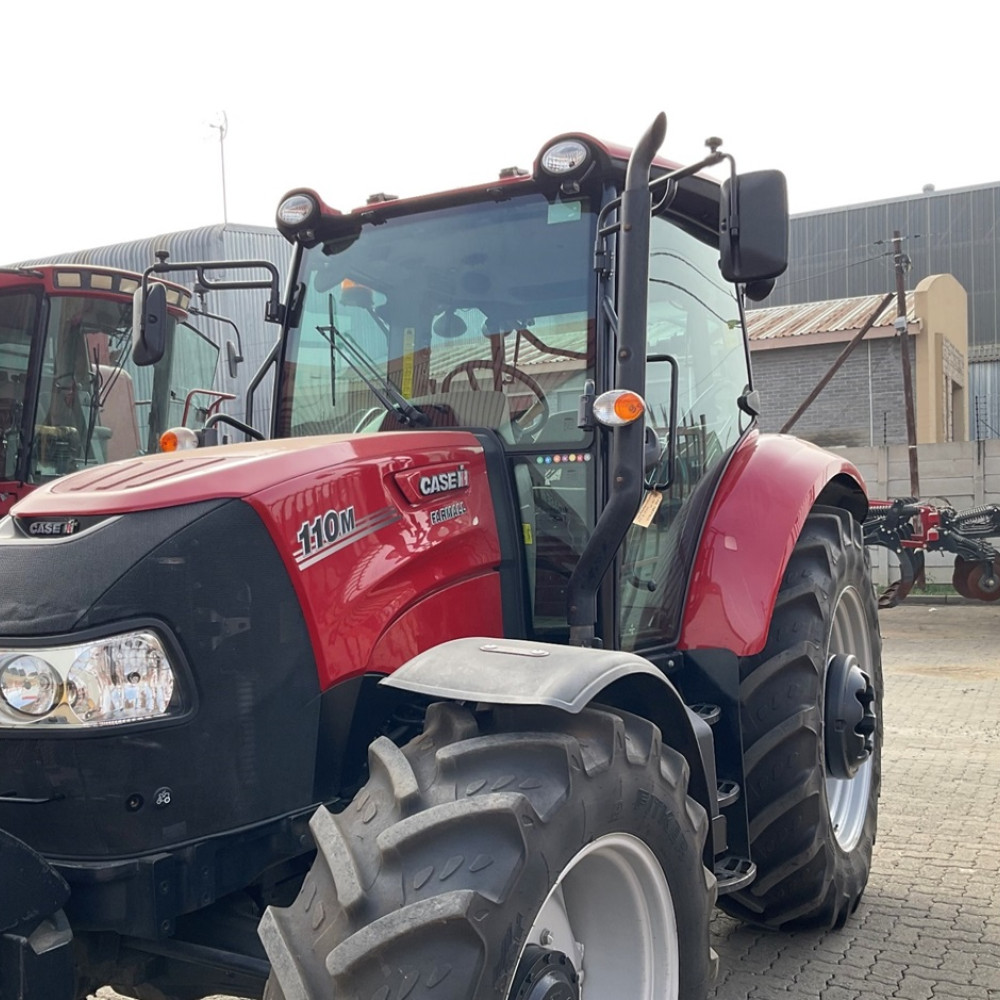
[893,230,920,496]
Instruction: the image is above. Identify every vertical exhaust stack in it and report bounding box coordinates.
[567,113,666,647]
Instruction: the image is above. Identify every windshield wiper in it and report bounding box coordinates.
[318,294,429,427]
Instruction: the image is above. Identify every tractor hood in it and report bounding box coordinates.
[10,432,477,517]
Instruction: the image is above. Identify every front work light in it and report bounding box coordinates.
[593,389,646,427]
[539,140,591,176]
[277,193,319,228]
[0,630,182,728]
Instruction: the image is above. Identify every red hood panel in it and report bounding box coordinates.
[10,431,508,688]
[11,433,479,516]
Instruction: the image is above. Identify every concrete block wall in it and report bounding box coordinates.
[752,338,908,448]
[833,439,1000,587]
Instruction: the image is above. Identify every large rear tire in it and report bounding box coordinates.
[260,702,716,999]
[718,507,882,930]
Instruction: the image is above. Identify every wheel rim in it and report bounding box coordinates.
[825,587,875,852]
[512,833,678,999]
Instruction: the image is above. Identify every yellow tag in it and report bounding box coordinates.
[401,328,416,397]
[522,523,534,545]
[633,490,662,528]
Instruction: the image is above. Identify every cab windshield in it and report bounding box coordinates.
[278,193,597,446]
[0,289,220,483]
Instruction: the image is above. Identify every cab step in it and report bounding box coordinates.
[716,779,740,809]
[714,855,756,894]
[690,703,721,726]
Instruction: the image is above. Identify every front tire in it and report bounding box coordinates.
[260,702,716,999]
[719,507,882,930]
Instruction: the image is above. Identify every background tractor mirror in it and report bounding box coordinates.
[720,170,789,285]
[226,339,242,379]
[132,281,168,366]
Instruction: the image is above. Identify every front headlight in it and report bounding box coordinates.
[0,630,182,728]
[0,655,62,715]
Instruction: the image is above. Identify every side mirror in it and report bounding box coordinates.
[132,281,168,366]
[226,340,242,379]
[719,170,789,285]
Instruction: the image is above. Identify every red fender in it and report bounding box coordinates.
[679,430,867,657]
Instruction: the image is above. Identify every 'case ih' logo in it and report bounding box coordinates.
[418,466,469,496]
[27,518,80,537]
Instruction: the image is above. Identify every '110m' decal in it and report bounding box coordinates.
[293,504,401,572]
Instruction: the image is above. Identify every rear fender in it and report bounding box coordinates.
[381,636,721,857]
[680,431,868,656]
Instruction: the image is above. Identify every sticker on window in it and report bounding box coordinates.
[548,201,582,225]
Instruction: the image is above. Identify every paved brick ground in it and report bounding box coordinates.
[709,601,1000,1000]
[96,602,1000,1000]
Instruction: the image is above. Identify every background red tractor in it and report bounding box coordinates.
[0,263,233,515]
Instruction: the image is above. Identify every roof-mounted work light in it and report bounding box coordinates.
[539,139,591,177]
[276,190,323,244]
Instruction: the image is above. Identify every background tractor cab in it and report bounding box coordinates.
[0,265,225,514]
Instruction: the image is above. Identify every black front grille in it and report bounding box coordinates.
[0,499,321,859]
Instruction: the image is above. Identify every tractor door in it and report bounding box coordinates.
[0,288,38,500]
[617,211,752,653]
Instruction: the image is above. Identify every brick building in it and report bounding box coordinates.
[748,274,968,448]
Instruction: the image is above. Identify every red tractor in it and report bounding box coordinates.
[0,114,881,1000]
[0,263,234,515]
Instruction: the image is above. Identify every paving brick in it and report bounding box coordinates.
[708,605,1000,1000]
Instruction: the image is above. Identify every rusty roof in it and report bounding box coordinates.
[747,291,915,343]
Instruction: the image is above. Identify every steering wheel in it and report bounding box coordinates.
[440,360,549,440]
[53,370,99,394]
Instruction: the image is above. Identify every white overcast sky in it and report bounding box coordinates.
[2,0,997,265]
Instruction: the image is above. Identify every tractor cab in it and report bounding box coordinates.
[0,266,223,513]
[267,125,786,650]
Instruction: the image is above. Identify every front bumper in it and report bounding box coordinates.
[0,829,74,1000]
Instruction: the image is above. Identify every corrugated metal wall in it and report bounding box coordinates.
[14,224,291,429]
[764,184,1000,352]
[970,359,1000,439]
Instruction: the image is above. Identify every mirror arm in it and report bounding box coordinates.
[148,252,286,325]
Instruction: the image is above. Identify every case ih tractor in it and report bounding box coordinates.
[0,264,229,516]
[0,114,881,1000]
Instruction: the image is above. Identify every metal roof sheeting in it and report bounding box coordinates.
[747,291,915,343]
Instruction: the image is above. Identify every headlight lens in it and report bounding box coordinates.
[0,631,181,728]
[0,655,62,715]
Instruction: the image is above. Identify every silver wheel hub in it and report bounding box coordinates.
[511,833,678,999]
[825,587,877,851]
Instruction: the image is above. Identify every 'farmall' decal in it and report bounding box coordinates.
[430,502,467,525]
[293,504,400,572]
